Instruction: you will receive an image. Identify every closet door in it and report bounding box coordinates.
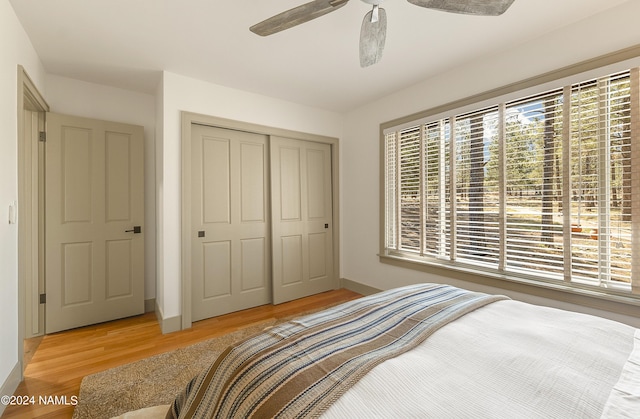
[191,125,271,321]
[271,136,335,304]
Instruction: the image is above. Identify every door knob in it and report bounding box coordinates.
[125,226,142,234]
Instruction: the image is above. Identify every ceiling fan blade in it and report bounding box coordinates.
[359,6,387,68]
[250,0,350,36]
[407,0,515,16]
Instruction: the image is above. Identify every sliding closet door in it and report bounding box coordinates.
[271,136,335,304]
[191,125,271,322]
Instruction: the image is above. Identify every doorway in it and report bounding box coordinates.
[17,68,147,364]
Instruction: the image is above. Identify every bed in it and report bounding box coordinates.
[115,283,640,418]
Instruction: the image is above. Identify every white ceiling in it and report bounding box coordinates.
[10,0,628,112]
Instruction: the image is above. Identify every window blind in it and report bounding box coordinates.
[569,71,633,288]
[454,107,500,267]
[504,90,564,278]
[423,121,451,258]
[399,126,421,253]
[385,132,398,250]
[383,67,639,296]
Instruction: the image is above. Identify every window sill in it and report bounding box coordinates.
[379,251,640,318]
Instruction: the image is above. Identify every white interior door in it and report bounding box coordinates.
[271,136,335,304]
[45,113,145,333]
[191,125,271,322]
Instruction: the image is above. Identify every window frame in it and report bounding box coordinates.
[379,47,640,309]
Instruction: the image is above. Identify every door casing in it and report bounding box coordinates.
[180,112,340,330]
[17,66,49,379]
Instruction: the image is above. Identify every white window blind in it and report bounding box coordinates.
[383,67,639,296]
[385,131,398,250]
[455,107,500,267]
[399,126,421,253]
[504,90,564,278]
[569,71,633,288]
[423,121,451,259]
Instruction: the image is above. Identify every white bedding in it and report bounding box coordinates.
[601,329,640,418]
[114,299,639,419]
[323,300,637,419]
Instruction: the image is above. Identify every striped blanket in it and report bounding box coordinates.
[167,284,508,419]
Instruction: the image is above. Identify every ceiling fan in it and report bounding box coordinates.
[250,0,515,67]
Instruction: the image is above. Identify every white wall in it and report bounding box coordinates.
[44,75,157,300]
[157,71,345,321]
[342,1,640,325]
[0,0,47,408]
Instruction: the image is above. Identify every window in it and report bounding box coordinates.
[383,68,639,297]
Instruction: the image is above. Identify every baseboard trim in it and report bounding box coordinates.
[341,278,382,296]
[155,300,182,334]
[0,362,22,416]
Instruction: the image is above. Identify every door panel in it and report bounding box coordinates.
[306,148,328,219]
[62,126,92,222]
[191,125,271,321]
[271,137,335,304]
[106,239,133,298]
[62,242,92,305]
[281,235,304,286]
[240,142,266,222]
[279,147,302,221]
[202,137,231,224]
[106,131,134,221]
[241,238,266,290]
[203,241,232,298]
[308,232,328,279]
[46,113,144,333]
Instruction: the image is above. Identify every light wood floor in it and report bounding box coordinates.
[3,289,361,419]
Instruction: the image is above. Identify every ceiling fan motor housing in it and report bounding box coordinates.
[361,0,385,5]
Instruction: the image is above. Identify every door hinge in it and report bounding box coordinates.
[39,293,46,304]
[39,131,46,142]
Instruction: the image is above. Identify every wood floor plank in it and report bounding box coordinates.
[3,289,361,418]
